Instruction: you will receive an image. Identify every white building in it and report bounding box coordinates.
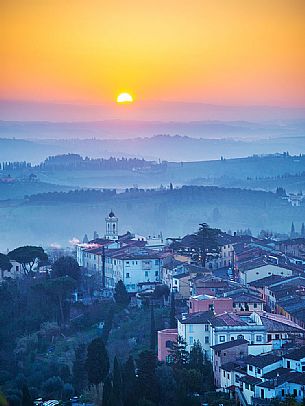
[238,263,293,285]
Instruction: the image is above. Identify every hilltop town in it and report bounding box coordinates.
[1,211,305,405]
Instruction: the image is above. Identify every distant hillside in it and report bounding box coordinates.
[1,134,305,163]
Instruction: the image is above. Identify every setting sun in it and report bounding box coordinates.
[117,93,133,103]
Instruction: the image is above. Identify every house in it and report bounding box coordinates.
[211,338,249,387]
[172,272,191,299]
[177,311,214,359]
[157,328,178,362]
[231,293,265,312]
[283,346,305,372]
[188,294,233,314]
[275,238,305,258]
[238,258,293,285]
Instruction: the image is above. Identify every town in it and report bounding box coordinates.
[1,210,305,406]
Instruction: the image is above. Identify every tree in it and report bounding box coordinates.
[52,256,80,283]
[290,222,296,238]
[86,337,109,396]
[137,350,159,404]
[21,384,33,406]
[189,340,204,372]
[150,304,156,351]
[169,292,177,329]
[41,276,77,325]
[156,365,177,406]
[301,223,305,238]
[122,356,138,406]
[102,375,113,406]
[8,246,48,276]
[114,280,130,308]
[169,335,189,368]
[42,376,64,399]
[72,344,88,395]
[101,306,114,344]
[112,357,123,406]
[0,253,12,279]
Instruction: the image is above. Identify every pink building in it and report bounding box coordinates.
[157,329,178,362]
[188,295,233,315]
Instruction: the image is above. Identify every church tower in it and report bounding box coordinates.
[105,210,119,240]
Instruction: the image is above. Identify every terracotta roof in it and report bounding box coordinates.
[211,338,249,351]
[177,310,214,324]
[240,375,262,385]
[210,312,248,327]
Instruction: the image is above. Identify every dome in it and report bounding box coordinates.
[108,210,116,218]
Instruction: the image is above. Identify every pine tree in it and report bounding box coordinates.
[169,335,189,368]
[114,280,130,308]
[112,357,123,406]
[72,344,88,395]
[169,292,177,329]
[150,303,156,351]
[86,337,109,397]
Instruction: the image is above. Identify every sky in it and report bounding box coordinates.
[1,0,305,121]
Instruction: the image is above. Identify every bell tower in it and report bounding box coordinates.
[105,210,119,240]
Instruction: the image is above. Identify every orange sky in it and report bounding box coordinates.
[1,0,305,107]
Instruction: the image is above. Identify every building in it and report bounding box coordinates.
[157,329,178,362]
[238,259,293,285]
[188,295,233,314]
[76,211,171,292]
[177,311,214,358]
[211,338,249,387]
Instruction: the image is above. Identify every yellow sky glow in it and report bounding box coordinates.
[1,0,305,107]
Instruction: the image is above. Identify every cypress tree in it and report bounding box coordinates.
[150,303,156,351]
[102,306,114,344]
[86,337,109,397]
[21,384,33,406]
[112,356,123,406]
[72,344,88,395]
[301,223,305,238]
[189,340,204,372]
[169,292,177,329]
[102,375,113,406]
[122,356,138,406]
[114,280,130,308]
[137,350,160,404]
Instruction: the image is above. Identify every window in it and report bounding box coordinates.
[219,336,225,342]
[282,389,285,397]
[237,334,244,339]
[235,376,240,383]
[257,368,261,374]
[205,324,209,331]
[267,334,272,342]
[189,337,194,345]
[245,383,249,390]
[114,259,117,265]
[275,334,280,340]
[249,365,253,372]
[145,271,148,277]
[205,336,209,344]
[189,324,193,333]
[155,271,159,276]
[166,355,174,364]
[209,304,215,311]
[223,352,226,357]
[254,303,257,308]
[155,260,159,265]
[293,389,297,397]
[287,361,291,368]
[126,272,130,278]
[165,340,173,349]
[256,335,262,342]
[126,261,130,265]
[233,303,236,308]
[223,371,226,377]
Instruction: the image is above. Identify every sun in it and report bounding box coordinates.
[116,92,133,103]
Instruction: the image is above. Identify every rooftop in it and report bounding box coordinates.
[284,345,305,361]
[211,338,249,351]
[177,310,214,324]
[245,352,282,368]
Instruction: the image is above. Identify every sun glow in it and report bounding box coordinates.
[116,93,133,103]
